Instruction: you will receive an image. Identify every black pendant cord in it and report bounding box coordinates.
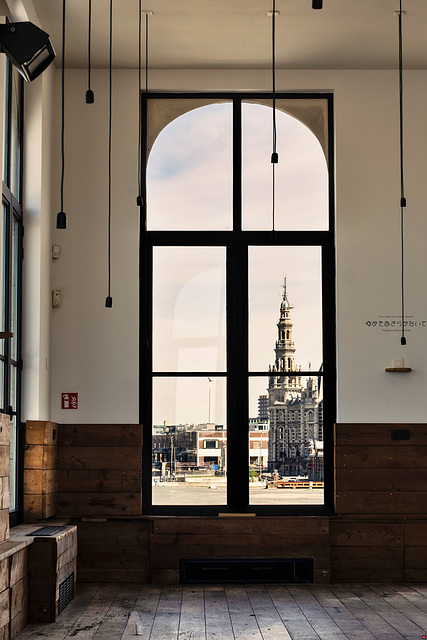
[398,0,406,345]
[271,0,278,232]
[137,5,149,207]
[56,0,67,229]
[137,0,142,206]
[86,0,94,103]
[105,0,113,308]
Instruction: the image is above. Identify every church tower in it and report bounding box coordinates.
[268,278,302,403]
[267,278,323,478]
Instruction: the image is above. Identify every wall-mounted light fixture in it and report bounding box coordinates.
[0,21,55,82]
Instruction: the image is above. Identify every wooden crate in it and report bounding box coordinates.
[24,421,59,523]
[28,526,77,622]
[0,417,9,544]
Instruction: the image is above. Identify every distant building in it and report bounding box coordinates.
[267,279,323,479]
[258,395,268,420]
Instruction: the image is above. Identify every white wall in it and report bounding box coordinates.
[26,67,427,423]
[22,65,54,421]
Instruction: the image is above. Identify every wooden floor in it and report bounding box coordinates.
[16,583,427,640]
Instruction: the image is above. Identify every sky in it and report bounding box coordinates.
[147,102,327,425]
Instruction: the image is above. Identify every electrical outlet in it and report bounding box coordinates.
[52,290,62,308]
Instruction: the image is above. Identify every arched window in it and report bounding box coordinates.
[142,93,335,516]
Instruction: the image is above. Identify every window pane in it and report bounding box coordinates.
[249,245,322,372]
[10,216,19,362]
[147,102,232,230]
[153,247,226,372]
[249,376,324,506]
[0,205,5,357]
[242,102,328,231]
[152,377,226,506]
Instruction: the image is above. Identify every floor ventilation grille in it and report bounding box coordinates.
[58,572,75,615]
[180,558,314,584]
[27,525,67,537]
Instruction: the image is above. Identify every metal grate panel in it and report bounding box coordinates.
[27,525,67,537]
[180,558,313,584]
[58,571,75,615]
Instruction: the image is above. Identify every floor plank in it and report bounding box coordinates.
[204,585,234,640]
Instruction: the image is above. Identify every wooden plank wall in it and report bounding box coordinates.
[58,424,142,517]
[150,517,330,585]
[14,421,425,584]
[77,520,150,583]
[24,421,58,523]
[333,423,427,582]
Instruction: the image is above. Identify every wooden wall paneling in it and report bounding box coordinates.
[404,522,427,582]
[76,521,150,583]
[335,423,427,446]
[24,421,59,523]
[330,520,404,582]
[330,546,404,582]
[334,423,427,520]
[58,425,142,518]
[59,424,142,447]
[150,517,330,585]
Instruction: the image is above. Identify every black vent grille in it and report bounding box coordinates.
[180,558,313,584]
[27,525,67,537]
[58,572,75,615]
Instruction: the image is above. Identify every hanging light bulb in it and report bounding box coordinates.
[105,0,113,307]
[86,0,94,103]
[396,0,407,345]
[269,0,279,231]
[56,0,67,229]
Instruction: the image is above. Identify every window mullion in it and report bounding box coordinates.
[226,239,249,511]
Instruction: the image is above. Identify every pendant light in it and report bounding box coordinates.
[56,0,67,229]
[397,0,407,344]
[312,0,323,8]
[269,0,279,232]
[86,0,94,103]
[137,7,152,207]
[105,0,113,308]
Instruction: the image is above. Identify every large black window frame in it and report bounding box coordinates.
[1,59,24,527]
[141,92,336,516]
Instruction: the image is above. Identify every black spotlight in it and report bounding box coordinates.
[312,0,323,8]
[0,22,55,82]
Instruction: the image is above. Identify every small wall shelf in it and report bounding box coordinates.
[385,367,412,372]
[0,332,13,339]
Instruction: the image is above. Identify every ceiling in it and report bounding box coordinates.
[29,0,427,71]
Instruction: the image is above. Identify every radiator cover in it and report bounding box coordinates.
[179,558,314,584]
